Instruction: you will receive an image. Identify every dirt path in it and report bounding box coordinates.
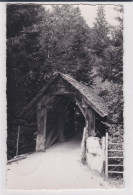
[7,136,114,190]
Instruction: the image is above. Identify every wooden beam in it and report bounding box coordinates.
[108,150,123,152]
[108,157,124,159]
[109,143,123,145]
[81,127,88,164]
[108,164,123,167]
[108,171,123,174]
[58,111,65,142]
[75,97,85,117]
[82,98,87,108]
[85,107,95,136]
[102,136,105,161]
[36,107,47,152]
[49,92,75,96]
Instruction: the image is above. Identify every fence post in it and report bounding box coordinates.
[105,132,108,178]
[16,125,20,157]
[102,136,105,159]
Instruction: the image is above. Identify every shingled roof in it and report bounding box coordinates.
[19,73,109,118]
[60,73,109,117]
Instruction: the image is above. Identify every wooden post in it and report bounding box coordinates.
[36,106,47,152]
[102,136,105,160]
[69,103,75,135]
[16,125,20,157]
[81,127,87,164]
[105,132,108,178]
[58,112,65,142]
[85,107,88,138]
[75,97,85,117]
[85,107,95,137]
[43,108,47,150]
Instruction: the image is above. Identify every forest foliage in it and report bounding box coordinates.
[7,4,123,158]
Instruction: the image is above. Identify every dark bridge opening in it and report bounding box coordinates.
[45,95,85,149]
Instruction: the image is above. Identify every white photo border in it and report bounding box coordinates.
[0,1,133,195]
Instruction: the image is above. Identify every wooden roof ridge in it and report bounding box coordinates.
[19,72,109,118]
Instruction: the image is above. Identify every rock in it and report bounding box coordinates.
[86,136,104,174]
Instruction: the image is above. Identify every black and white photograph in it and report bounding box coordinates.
[6,3,124,190]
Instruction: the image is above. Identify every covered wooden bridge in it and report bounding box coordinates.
[19,73,109,154]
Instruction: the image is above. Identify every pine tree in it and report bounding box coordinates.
[92,5,109,54]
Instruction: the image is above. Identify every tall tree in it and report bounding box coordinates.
[7,4,48,158]
[7,4,48,117]
[98,5,123,84]
[92,5,109,54]
[39,5,93,85]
